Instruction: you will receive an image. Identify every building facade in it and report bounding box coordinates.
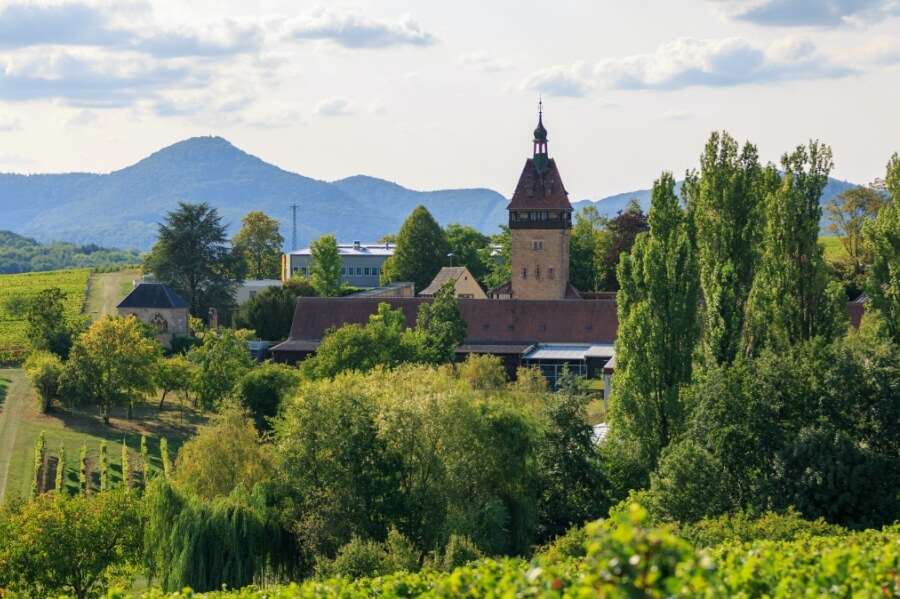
[508,106,573,300]
[282,242,395,288]
[420,266,487,299]
[116,283,189,349]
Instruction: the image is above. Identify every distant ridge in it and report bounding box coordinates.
[0,136,858,250]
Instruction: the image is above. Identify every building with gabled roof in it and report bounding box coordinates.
[420,266,487,299]
[117,282,189,349]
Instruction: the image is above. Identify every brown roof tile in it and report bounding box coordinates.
[508,158,572,211]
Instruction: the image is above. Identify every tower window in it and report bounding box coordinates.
[548,267,555,279]
[535,265,541,279]
[522,267,527,279]
[532,240,543,250]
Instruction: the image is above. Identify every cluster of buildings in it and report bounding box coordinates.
[271,110,619,393]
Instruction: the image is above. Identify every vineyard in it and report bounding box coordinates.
[0,269,90,364]
[100,506,900,598]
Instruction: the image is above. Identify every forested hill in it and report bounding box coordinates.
[0,136,858,251]
[0,230,140,274]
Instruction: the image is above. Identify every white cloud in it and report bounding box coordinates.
[856,37,900,64]
[458,51,512,72]
[287,8,435,49]
[133,20,264,58]
[314,97,354,117]
[521,62,593,97]
[711,0,900,27]
[0,2,130,48]
[661,109,693,120]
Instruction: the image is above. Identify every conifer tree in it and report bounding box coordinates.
[609,172,700,472]
[55,444,66,493]
[380,205,451,291]
[745,142,846,353]
[684,132,768,365]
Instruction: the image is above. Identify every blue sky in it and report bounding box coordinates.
[0,0,898,199]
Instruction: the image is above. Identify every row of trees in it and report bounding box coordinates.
[607,133,900,528]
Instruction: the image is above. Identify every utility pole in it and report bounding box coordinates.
[290,203,299,251]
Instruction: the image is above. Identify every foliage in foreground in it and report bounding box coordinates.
[103,505,900,598]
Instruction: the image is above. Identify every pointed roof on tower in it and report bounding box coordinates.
[508,106,572,211]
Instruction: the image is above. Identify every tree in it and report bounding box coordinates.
[234,286,299,341]
[826,186,886,276]
[24,350,64,413]
[233,211,284,280]
[570,205,606,292]
[745,142,846,353]
[309,234,343,297]
[445,224,492,285]
[683,132,767,365]
[597,200,649,290]
[415,282,467,364]
[0,491,142,599]
[380,205,450,291]
[187,328,254,410]
[863,199,900,344]
[483,226,511,291]
[236,361,300,431]
[24,287,81,359]
[61,316,161,424]
[154,355,194,412]
[609,172,699,474]
[886,152,900,201]
[143,202,242,320]
[172,407,274,499]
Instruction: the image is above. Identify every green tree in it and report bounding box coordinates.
[683,132,766,365]
[143,202,242,320]
[61,316,162,424]
[885,152,900,201]
[826,186,886,276]
[415,282,467,364]
[172,407,274,499]
[380,205,450,291]
[745,142,846,353]
[24,350,64,413]
[445,224,492,284]
[234,285,299,341]
[862,199,900,343]
[570,205,606,292]
[187,328,254,410]
[233,211,284,279]
[236,361,300,431]
[309,234,343,297]
[24,287,80,359]
[609,172,699,473]
[0,491,142,599]
[484,226,511,291]
[154,355,194,412]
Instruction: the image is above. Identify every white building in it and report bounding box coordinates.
[282,242,395,288]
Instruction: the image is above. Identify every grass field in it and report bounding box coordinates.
[0,269,91,358]
[819,235,849,263]
[0,368,205,502]
[84,268,140,319]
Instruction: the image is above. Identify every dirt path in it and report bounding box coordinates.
[0,368,29,503]
[84,268,140,319]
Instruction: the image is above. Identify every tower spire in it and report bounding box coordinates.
[533,98,548,157]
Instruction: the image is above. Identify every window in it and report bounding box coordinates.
[522,266,528,279]
[459,293,473,299]
[548,267,555,279]
[535,264,541,279]
[292,267,299,273]
[373,267,379,275]
[532,240,543,250]
[364,267,370,276]
[341,267,346,275]
[357,267,362,275]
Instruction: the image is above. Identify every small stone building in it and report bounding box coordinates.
[117,283,189,349]
[420,267,487,299]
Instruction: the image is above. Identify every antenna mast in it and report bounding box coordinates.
[290,203,299,250]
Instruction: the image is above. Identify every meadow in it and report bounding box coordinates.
[0,269,90,363]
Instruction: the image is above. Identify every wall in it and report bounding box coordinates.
[117,307,189,349]
[510,228,570,300]
[287,254,388,288]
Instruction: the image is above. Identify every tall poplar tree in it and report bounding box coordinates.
[609,172,700,472]
[684,132,767,365]
[863,194,900,344]
[745,142,846,353]
[380,205,450,292]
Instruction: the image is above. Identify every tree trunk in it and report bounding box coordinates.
[102,401,110,425]
[127,400,133,420]
[158,390,169,412]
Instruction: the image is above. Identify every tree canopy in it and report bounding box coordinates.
[233,211,284,280]
[380,206,450,291]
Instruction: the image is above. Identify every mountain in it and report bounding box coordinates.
[0,136,859,251]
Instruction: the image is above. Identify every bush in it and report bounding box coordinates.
[316,529,419,580]
[678,507,847,548]
[439,534,484,571]
[24,350,64,412]
[648,439,731,523]
[235,362,300,430]
[458,354,507,390]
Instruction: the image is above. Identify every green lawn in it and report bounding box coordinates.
[1,368,206,502]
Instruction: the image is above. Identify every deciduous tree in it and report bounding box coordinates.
[826,186,885,276]
[415,282,467,364]
[863,199,900,344]
[380,205,450,291]
[233,211,284,279]
[445,224,492,284]
[598,200,648,290]
[309,233,343,297]
[570,205,606,292]
[609,172,699,473]
[187,328,254,410]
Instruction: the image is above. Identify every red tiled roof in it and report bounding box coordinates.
[281,297,617,348]
[508,158,572,211]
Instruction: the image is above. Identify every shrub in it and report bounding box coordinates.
[678,507,847,548]
[439,534,483,571]
[24,350,64,412]
[458,354,507,390]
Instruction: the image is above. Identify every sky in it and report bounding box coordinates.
[0,0,898,200]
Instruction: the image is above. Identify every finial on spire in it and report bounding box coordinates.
[533,98,548,154]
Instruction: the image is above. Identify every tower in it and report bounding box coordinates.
[508,104,573,300]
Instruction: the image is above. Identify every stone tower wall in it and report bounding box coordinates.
[510,227,570,300]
